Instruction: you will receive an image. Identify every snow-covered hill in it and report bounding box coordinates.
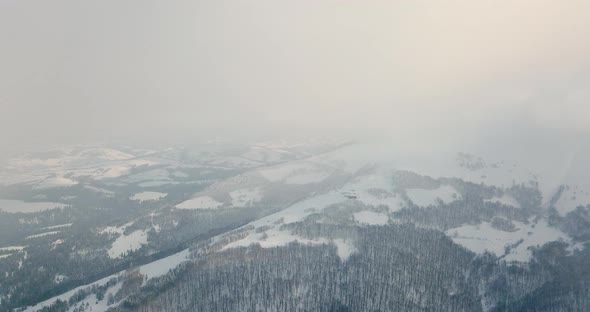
[5,140,590,312]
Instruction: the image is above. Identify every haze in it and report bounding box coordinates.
[1,0,589,150]
[3,3,590,310]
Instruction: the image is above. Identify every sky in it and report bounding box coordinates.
[1,0,590,150]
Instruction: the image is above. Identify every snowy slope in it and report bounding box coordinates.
[23,248,191,311]
[0,146,158,187]
[554,184,590,216]
[230,187,264,207]
[353,211,389,225]
[406,185,461,207]
[485,194,521,208]
[0,199,67,214]
[207,166,410,261]
[337,173,405,212]
[130,191,167,201]
[107,230,148,258]
[176,196,223,210]
[10,141,590,311]
[446,218,575,262]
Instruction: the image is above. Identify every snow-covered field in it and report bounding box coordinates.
[107,230,148,258]
[41,223,72,231]
[446,218,574,262]
[0,246,27,252]
[339,174,405,212]
[0,146,163,191]
[0,199,67,213]
[216,190,349,259]
[23,248,191,312]
[130,191,167,201]
[176,196,223,210]
[23,273,124,312]
[214,181,397,261]
[332,239,357,261]
[256,191,347,225]
[485,194,521,208]
[139,249,190,281]
[222,229,329,252]
[353,211,389,225]
[98,222,146,259]
[406,185,461,207]
[98,221,134,235]
[554,184,590,216]
[0,246,26,261]
[50,239,64,250]
[210,167,421,261]
[26,231,60,240]
[53,274,67,284]
[9,142,590,312]
[230,187,263,207]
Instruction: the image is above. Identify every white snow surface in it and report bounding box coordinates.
[54,274,68,284]
[0,199,67,213]
[176,196,223,210]
[230,187,263,207]
[211,168,413,260]
[255,191,347,225]
[554,184,590,216]
[391,148,590,211]
[332,239,357,261]
[222,229,329,251]
[98,221,134,235]
[485,195,521,208]
[26,231,60,239]
[130,191,167,201]
[0,246,27,252]
[69,160,156,181]
[406,185,461,207]
[23,271,124,312]
[339,173,405,212]
[215,190,356,260]
[353,211,389,225]
[0,146,162,189]
[446,218,573,262]
[41,223,72,230]
[139,249,190,281]
[107,230,148,258]
[51,239,64,249]
[23,248,191,311]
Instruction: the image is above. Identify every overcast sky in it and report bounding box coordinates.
[1,0,589,150]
